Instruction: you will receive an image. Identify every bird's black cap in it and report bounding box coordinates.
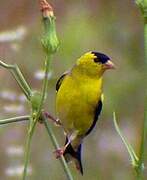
[92,51,110,64]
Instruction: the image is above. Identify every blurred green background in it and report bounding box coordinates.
[0,0,146,179]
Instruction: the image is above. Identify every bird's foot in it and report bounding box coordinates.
[54,148,64,159]
[43,111,62,126]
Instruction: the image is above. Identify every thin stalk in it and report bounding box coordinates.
[30,55,51,135]
[22,54,51,180]
[145,19,147,63]
[43,117,73,180]
[113,112,139,168]
[136,19,147,179]
[22,117,37,180]
[0,60,31,100]
[0,116,29,125]
[37,55,51,116]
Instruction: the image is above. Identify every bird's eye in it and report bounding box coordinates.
[94,58,100,63]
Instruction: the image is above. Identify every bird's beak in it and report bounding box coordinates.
[104,60,115,70]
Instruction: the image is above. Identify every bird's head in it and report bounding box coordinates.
[76,51,115,77]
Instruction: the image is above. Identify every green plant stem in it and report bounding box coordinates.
[23,134,32,180]
[0,60,31,100]
[0,116,29,125]
[136,19,147,180]
[22,54,52,180]
[37,55,51,117]
[145,19,147,63]
[23,117,36,180]
[43,117,73,180]
[113,112,139,168]
[29,55,51,140]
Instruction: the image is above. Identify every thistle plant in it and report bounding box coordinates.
[136,1,147,179]
[0,1,73,180]
[113,1,147,180]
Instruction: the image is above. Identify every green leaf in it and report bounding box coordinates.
[113,112,139,169]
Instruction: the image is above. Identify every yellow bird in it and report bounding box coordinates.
[55,51,115,174]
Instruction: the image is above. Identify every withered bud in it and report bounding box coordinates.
[40,0,54,17]
[40,0,59,54]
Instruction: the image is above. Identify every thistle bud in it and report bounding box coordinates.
[40,0,59,54]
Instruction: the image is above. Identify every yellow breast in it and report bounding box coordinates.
[56,72,103,136]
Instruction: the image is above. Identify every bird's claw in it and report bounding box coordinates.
[55,118,62,126]
[54,148,64,159]
[43,111,62,126]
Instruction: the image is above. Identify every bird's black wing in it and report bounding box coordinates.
[56,71,69,92]
[85,100,102,136]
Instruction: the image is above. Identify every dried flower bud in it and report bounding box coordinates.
[40,0,53,17]
[40,0,59,54]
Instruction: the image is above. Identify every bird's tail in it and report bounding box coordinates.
[63,137,83,175]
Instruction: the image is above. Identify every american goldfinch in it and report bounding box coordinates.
[55,51,115,174]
